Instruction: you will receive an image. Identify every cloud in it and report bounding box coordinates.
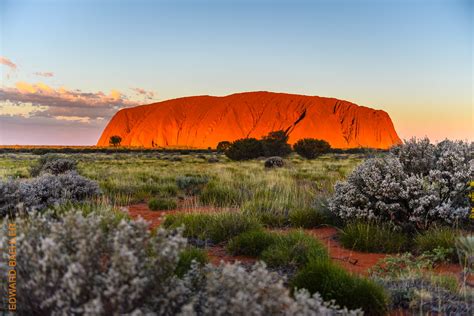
[131,87,156,100]
[34,71,54,77]
[0,100,48,118]
[0,56,17,69]
[0,82,139,123]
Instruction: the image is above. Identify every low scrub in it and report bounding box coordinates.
[148,197,177,211]
[293,138,331,159]
[199,181,240,207]
[30,155,78,176]
[260,230,328,268]
[227,229,279,257]
[175,246,208,277]
[163,211,262,243]
[340,222,408,253]
[292,259,389,315]
[414,226,459,261]
[289,207,327,228]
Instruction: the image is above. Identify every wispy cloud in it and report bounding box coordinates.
[33,71,54,77]
[0,81,139,123]
[0,56,17,70]
[131,87,156,100]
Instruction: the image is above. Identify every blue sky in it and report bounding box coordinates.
[0,0,472,145]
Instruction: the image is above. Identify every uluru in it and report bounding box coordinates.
[97,91,401,149]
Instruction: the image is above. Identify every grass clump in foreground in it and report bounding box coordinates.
[261,230,328,268]
[414,226,460,261]
[292,258,389,316]
[148,197,178,211]
[227,229,279,257]
[175,246,209,277]
[163,211,262,243]
[340,222,408,253]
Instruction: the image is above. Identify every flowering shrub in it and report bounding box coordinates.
[30,155,77,176]
[0,172,100,216]
[0,211,358,315]
[330,139,473,230]
[181,262,360,315]
[0,211,190,315]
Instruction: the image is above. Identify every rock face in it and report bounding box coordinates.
[97,91,401,149]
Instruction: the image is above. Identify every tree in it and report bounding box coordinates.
[216,141,232,153]
[260,130,292,157]
[293,138,331,159]
[225,138,264,161]
[109,135,122,147]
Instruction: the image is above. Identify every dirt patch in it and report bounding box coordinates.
[305,227,387,275]
[126,203,171,229]
[207,244,257,265]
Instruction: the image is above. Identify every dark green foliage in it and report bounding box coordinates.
[30,155,77,177]
[292,259,389,315]
[340,222,408,253]
[293,138,331,159]
[175,247,208,277]
[216,141,231,153]
[109,135,122,147]
[227,229,279,257]
[260,130,292,157]
[260,230,328,268]
[225,138,264,161]
[148,198,177,211]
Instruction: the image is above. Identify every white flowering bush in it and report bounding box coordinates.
[0,210,359,315]
[330,138,473,230]
[30,155,78,176]
[0,211,190,315]
[0,172,100,215]
[180,262,361,316]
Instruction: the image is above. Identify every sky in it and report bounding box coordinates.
[0,0,472,145]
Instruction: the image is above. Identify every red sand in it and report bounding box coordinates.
[98,91,401,149]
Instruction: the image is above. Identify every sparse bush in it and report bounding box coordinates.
[264,156,285,168]
[261,130,292,157]
[216,141,231,153]
[227,229,279,257]
[340,222,408,253]
[260,230,328,268]
[109,135,122,147]
[225,138,264,161]
[330,139,473,230]
[176,175,209,195]
[175,246,208,277]
[292,259,389,315]
[294,138,331,159]
[148,197,177,211]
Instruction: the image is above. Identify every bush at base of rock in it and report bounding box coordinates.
[264,156,285,168]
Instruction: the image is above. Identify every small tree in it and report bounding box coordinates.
[293,138,331,159]
[261,130,292,157]
[216,141,232,153]
[109,135,122,147]
[225,138,264,161]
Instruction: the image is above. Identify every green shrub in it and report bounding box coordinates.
[289,207,326,228]
[260,230,328,268]
[216,141,231,153]
[227,229,278,257]
[292,259,389,315]
[175,246,208,277]
[225,138,264,161]
[293,138,331,159]
[340,222,408,253]
[176,175,208,195]
[199,181,239,207]
[414,226,459,261]
[163,211,261,243]
[148,198,177,211]
[260,130,292,157]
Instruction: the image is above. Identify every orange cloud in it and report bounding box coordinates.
[0,56,17,69]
